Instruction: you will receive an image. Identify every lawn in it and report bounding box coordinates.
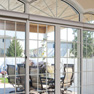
[0,78,8,83]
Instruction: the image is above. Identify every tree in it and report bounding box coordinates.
[6,38,23,57]
[71,30,94,58]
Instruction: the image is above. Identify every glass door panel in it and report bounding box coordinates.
[60,27,80,94]
[82,30,94,94]
[29,23,55,94]
[0,20,26,94]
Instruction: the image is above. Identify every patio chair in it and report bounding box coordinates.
[61,64,74,94]
[29,66,46,94]
[17,64,25,91]
[7,65,21,93]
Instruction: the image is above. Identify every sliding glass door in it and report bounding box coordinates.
[82,30,94,94]
[0,19,26,94]
[0,16,94,94]
[29,23,55,94]
[60,26,81,94]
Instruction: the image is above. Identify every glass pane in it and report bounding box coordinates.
[39,24,46,40]
[6,21,15,31]
[38,41,46,58]
[61,27,67,41]
[16,76,25,92]
[29,23,37,40]
[16,40,25,57]
[47,25,54,41]
[6,30,15,38]
[0,39,4,57]
[0,20,4,30]
[16,31,25,39]
[16,22,25,32]
[60,27,80,94]
[5,76,15,93]
[47,42,54,57]
[0,58,4,94]
[61,42,67,57]
[5,39,15,57]
[29,40,37,58]
[68,28,78,42]
[16,22,25,40]
[29,23,55,93]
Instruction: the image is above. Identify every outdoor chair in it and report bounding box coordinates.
[61,64,74,94]
[7,65,21,93]
[29,66,47,94]
[17,64,26,91]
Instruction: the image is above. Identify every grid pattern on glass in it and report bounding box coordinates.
[0,20,26,94]
[60,27,81,94]
[0,0,79,21]
[0,0,24,12]
[29,0,79,21]
[29,23,55,94]
[83,14,94,24]
[82,30,94,94]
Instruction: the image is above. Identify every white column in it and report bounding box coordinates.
[55,25,60,94]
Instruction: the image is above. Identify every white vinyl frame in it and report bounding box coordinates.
[0,9,94,94]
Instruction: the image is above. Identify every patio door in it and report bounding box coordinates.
[28,22,55,94]
[59,26,81,94]
[0,13,94,94]
[0,19,26,94]
[28,22,81,94]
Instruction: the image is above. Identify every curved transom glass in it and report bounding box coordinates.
[0,0,79,21]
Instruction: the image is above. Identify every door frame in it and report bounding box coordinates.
[0,9,94,94]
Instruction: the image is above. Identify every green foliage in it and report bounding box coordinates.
[71,30,94,58]
[0,78,8,83]
[6,38,23,57]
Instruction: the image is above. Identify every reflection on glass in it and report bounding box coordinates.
[16,40,25,57]
[68,28,78,42]
[61,27,78,42]
[38,41,46,58]
[0,58,4,94]
[16,22,25,40]
[0,39,4,57]
[0,21,26,94]
[16,31,25,39]
[16,22,25,32]
[29,40,37,58]
[47,25,54,41]
[5,76,15,94]
[47,42,54,57]
[39,24,46,40]
[61,27,67,41]
[0,30,4,36]
[16,76,25,92]
[60,27,80,94]
[83,31,94,44]
[61,43,67,57]
[29,23,55,93]
[5,39,15,57]
[6,30,15,38]
[29,24,37,39]
[6,21,15,31]
[0,20,4,30]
